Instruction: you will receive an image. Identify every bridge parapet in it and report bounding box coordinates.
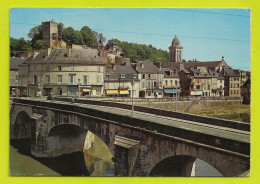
[52,97,250,131]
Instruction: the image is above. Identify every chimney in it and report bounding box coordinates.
[154,62,161,69]
[67,48,71,58]
[141,63,144,68]
[45,48,51,57]
[222,56,224,61]
[32,50,39,59]
[132,63,137,70]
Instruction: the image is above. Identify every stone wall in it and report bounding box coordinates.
[123,98,242,113]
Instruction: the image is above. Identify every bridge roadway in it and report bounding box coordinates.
[51,100,249,144]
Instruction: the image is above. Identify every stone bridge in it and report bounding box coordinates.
[10,98,250,176]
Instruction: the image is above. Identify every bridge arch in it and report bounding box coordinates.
[149,154,223,176]
[13,111,31,139]
[47,123,114,158]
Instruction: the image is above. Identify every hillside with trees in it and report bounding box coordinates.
[10,21,169,63]
[107,39,169,63]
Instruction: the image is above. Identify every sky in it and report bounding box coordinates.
[10,8,251,71]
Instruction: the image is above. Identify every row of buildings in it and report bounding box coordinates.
[10,21,250,99]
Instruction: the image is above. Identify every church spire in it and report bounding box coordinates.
[169,35,183,62]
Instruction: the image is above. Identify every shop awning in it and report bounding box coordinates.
[83,89,91,92]
[119,90,129,95]
[106,89,118,95]
[164,89,181,93]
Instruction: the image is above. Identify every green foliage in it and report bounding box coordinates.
[108,39,169,63]
[27,25,43,48]
[10,37,32,56]
[57,22,64,36]
[10,37,31,52]
[33,40,45,50]
[80,26,95,46]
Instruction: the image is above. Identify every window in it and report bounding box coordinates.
[84,75,88,84]
[148,91,152,96]
[33,66,37,71]
[21,78,25,86]
[220,85,223,89]
[237,83,239,88]
[107,74,110,79]
[147,82,151,88]
[57,75,62,84]
[133,74,137,79]
[97,66,101,72]
[237,90,239,95]
[231,90,232,95]
[32,75,37,84]
[97,90,101,96]
[70,74,75,85]
[231,83,233,88]
[142,74,145,80]
[170,80,173,87]
[96,75,101,84]
[57,66,62,71]
[58,88,62,95]
[45,75,50,84]
[148,74,151,79]
[142,81,145,88]
[120,74,125,79]
[165,80,168,86]
[45,66,50,71]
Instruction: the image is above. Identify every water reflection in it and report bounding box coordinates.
[10,134,114,176]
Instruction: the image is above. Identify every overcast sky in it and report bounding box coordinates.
[10,8,251,71]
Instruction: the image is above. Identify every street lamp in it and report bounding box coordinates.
[78,78,81,99]
[175,80,178,112]
[15,76,19,97]
[41,78,43,101]
[131,74,136,117]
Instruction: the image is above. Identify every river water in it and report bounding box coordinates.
[10,136,114,176]
[10,136,221,176]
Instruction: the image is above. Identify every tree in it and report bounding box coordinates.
[15,38,30,51]
[57,22,64,36]
[62,27,76,44]
[10,37,19,51]
[80,26,95,46]
[33,40,45,50]
[74,30,84,45]
[27,25,43,50]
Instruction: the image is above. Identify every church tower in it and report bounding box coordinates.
[169,35,183,62]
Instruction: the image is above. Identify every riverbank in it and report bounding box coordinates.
[191,104,250,123]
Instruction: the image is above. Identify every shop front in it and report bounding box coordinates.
[68,86,77,96]
[106,89,119,97]
[190,90,203,96]
[164,88,181,97]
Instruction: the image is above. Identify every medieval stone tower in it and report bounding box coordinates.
[169,35,183,62]
[42,21,59,48]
